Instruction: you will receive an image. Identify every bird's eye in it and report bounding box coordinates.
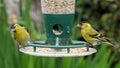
[10,24,15,29]
[80,23,83,25]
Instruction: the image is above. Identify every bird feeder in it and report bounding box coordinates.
[20,0,96,57]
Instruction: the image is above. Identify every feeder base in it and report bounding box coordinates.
[19,46,97,57]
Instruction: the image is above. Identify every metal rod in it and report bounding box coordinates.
[67,48,70,53]
[33,46,36,52]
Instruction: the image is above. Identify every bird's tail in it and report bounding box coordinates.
[105,42,116,51]
[99,36,116,50]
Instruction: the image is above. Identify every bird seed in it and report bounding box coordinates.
[41,0,75,14]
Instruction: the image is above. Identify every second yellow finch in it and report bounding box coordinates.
[77,22,115,50]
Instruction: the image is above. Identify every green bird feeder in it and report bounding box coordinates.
[20,0,96,57]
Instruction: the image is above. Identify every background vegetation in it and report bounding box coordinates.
[0,0,120,68]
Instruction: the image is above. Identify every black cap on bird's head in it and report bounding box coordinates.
[10,23,21,32]
[10,24,16,32]
[76,21,91,29]
[10,23,21,29]
[76,21,87,28]
[10,24,15,29]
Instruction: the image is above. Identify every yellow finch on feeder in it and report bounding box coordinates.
[76,22,115,51]
[10,24,30,48]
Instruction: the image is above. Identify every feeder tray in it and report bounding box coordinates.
[20,47,96,57]
[19,40,97,57]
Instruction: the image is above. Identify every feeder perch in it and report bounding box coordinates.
[20,0,97,57]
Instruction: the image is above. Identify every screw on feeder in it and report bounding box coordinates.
[67,26,70,33]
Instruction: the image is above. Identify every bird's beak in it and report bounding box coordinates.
[11,29,16,32]
[76,24,81,28]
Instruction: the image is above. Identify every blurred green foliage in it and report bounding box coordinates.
[0,0,120,68]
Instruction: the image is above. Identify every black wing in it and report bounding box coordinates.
[89,33,112,43]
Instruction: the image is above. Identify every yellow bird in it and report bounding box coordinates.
[10,24,30,48]
[76,22,115,51]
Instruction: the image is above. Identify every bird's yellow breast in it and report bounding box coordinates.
[13,27,30,44]
[81,30,97,43]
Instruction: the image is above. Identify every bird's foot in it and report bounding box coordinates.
[87,45,89,51]
[19,45,25,49]
[86,43,93,52]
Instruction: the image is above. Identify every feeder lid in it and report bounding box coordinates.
[20,46,97,57]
